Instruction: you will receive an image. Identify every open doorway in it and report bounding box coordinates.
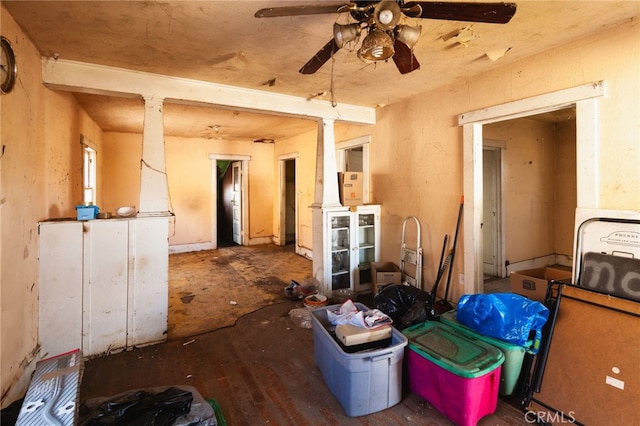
[278,155,297,251]
[209,154,250,249]
[461,82,605,294]
[216,160,235,247]
[482,145,503,279]
[481,110,578,285]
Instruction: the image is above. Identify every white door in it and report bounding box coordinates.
[232,161,243,245]
[482,148,500,277]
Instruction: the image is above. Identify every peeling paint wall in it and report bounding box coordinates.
[363,19,639,303]
[1,5,104,407]
[1,6,638,410]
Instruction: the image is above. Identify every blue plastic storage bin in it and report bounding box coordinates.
[310,303,408,417]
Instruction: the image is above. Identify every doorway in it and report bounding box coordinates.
[278,155,298,250]
[216,160,241,247]
[482,146,503,278]
[460,81,604,294]
[209,154,250,249]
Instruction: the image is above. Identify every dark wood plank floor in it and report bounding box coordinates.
[80,300,530,425]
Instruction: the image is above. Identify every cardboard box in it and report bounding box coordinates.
[510,267,572,302]
[372,262,401,294]
[338,172,363,206]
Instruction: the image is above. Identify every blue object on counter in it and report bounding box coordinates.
[75,205,99,220]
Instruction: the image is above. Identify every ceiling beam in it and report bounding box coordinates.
[41,58,376,125]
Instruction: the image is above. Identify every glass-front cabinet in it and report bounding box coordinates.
[329,213,351,289]
[324,205,380,294]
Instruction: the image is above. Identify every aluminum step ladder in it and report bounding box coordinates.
[400,216,423,289]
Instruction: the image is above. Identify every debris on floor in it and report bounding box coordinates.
[288,307,314,328]
[79,385,217,425]
[284,278,319,300]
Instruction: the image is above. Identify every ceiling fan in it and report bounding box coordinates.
[255,1,517,75]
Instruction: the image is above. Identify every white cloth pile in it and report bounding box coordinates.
[326,299,392,329]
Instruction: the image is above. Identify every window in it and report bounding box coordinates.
[83,143,97,205]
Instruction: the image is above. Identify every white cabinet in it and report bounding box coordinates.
[323,205,380,294]
[38,217,169,357]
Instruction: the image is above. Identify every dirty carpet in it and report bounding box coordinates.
[168,244,312,339]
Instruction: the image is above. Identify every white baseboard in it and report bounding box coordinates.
[169,242,213,254]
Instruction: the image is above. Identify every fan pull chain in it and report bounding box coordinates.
[330,55,337,107]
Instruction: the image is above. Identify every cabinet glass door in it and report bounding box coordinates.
[330,214,351,289]
[357,213,376,285]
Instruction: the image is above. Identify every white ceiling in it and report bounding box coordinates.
[4,1,638,140]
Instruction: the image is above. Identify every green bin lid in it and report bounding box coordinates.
[403,321,504,378]
[440,310,531,350]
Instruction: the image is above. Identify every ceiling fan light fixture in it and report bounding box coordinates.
[395,24,422,49]
[333,23,360,48]
[373,0,401,30]
[358,29,394,62]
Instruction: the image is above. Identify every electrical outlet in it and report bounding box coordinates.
[459,273,465,285]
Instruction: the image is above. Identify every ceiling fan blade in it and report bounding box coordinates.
[299,38,341,74]
[403,2,517,24]
[255,3,351,18]
[392,39,420,74]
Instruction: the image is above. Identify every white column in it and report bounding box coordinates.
[311,118,342,208]
[312,118,342,294]
[139,96,170,214]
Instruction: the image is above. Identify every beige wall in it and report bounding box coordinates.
[484,116,576,265]
[360,19,639,303]
[1,4,639,409]
[100,133,276,247]
[1,5,105,406]
[272,128,319,253]
[101,132,142,213]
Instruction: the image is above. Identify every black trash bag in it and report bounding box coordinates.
[79,387,193,426]
[374,284,437,330]
[399,300,440,329]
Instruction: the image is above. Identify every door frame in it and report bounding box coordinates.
[482,143,505,278]
[278,152,299,252]
[460,81,605,294]
[209,154,250,249]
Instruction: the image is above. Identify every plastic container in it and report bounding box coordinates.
[440,310,528,396]
[310,303,408,417]
[403,321,504,426]
[303,294,328,308]
[75,205,99,220]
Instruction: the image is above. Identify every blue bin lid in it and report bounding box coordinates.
[403,321,504,378]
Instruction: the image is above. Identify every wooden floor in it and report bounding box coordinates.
[79,244,528,425]
[81,304,529,425]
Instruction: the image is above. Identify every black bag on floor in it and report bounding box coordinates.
[373,284,437,330]
[79,387,193,425]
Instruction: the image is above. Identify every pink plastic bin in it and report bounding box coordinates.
[403,322,504,426]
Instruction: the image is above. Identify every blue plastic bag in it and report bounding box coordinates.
[456,292,549,353]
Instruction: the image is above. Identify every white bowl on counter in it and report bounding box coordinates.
[116,206,137,217]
